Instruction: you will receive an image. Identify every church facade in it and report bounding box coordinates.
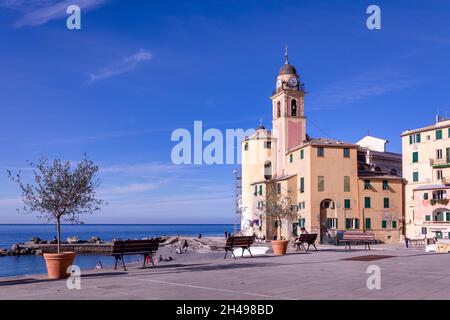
[240,52,405,244]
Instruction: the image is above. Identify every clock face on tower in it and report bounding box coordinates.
[276,79,282,89]
[288,77,298,87]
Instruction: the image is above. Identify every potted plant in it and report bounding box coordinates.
[265,182,296,255]
[8,156,102,279]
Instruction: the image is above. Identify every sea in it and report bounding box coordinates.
[0,224,237,278]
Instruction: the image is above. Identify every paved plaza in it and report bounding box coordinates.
[1,245,450,300]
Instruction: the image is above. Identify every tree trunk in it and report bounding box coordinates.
[57,217,61,254]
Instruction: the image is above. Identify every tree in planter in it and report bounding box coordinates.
[7,156,103,253]
[264,182,296,240]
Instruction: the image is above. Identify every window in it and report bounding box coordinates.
[410,133,421,144]
[244,143,249,151]
[326,218,338,229]
[318,176,325,192]
[344,199,351,209]
[264,161,272,180]
[437,149,443,160]
[424,193,429,200]
[300,177,305,193]
[392,221,397,228]
[344,176,350,192]
[343,148,350,158]
[259,185,263,196]
[425,215,431,221]
[290,154,293,163]
[413,171,419,182]
[365,218,371,229]
[365,197,371,208]
[446,212,450,221]
[254,185,257,196]
[433,190,445,200]
[298,202,306,210]
[383,180,389,190]
[346,218,359,229]
[277,183,281,195]
[382,220,387,229]
[317,147,324,157]
[437,170,443,180]
[412,152,419,163]
[257,201,264,209]
[291,99,297,116]
[292,223,298,236]
[364,180,371,190]
[277,101,281,118]
[436,129,443,140]
[300,149,304,159]
[384,198,390,208]
[298,218,306,227]
[435,231,443,239]
[264,141,271,149]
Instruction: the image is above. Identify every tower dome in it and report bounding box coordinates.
[278,45,297,75]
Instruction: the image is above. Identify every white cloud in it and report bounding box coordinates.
[308,70,420,111]
[1,0,108,27]
[87,49,153,83]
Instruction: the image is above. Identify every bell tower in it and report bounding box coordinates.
[271,46,307,177]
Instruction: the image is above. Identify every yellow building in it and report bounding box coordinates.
[401,117,450,240]
[241,52,404,244]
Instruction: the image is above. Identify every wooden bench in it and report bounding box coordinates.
[223,236,254,259]
[111,239,160,271]
[339,231,374,250]
[295,233,318,252]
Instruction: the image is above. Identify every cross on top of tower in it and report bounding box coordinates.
[284,45,289,64]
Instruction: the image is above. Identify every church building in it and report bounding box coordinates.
[240,50,404,244]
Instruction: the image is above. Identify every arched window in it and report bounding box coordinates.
[264,161,272,180]
[291,99,297,116]
[277,101,281,118]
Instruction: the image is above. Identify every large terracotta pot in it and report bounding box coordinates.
[43,252,76,279]
[271,240,289,255]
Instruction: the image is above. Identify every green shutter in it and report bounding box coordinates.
[412,152,418,163]
[365,197,371,208]
[259,185,263,195]
[300,149,304,159]
[424,193,429,200]
[384,198,389,208]
[382,220,387,229]
[413,172,419,182]
[300,177,304,193]
[416,134,421,143]
[409,135,413,144]
[392,221,397,228]
[355,219,360,230]
[446,212,450,221]
[365,218,371,229]
[344,199,351,209]
[383,180,389,190]
[436,130,443,140]
[290,154,293,163]
[425,215,431,221]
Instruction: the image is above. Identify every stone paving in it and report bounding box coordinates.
[1,244,450,300]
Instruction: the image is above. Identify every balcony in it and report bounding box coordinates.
[430,158,450,169]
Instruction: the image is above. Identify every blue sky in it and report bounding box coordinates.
[1,0,450,224]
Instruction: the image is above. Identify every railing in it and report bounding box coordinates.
[430,158,450,168]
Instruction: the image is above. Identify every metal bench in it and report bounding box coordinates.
[223,236,254,259]
[295,233,318,252]
[339,231,374,250]
[111,239,160,271]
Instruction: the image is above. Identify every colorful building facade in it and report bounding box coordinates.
[402,117,450,240]
[241,53,404,243]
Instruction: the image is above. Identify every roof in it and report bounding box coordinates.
[401,119,450,136]
[358,174,404,180]
[278,63,297,75]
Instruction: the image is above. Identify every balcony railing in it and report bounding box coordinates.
[430,158,450,168]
